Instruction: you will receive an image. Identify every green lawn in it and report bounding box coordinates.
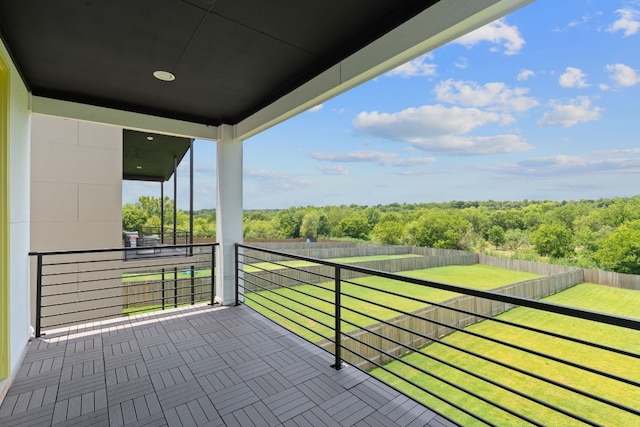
[246,264,541,342]
[244,253,422,272]
[123,268,212,283]
[372,283,640,426]
[122,254,421,282]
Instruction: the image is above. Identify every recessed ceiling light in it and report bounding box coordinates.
[136,166,143,169]
[153,70,175,82]
[147,136,154,141]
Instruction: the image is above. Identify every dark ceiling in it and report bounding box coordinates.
[123,130,192,182]
[0,0,440,126]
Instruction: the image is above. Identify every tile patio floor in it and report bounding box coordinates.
[0,304,456,426]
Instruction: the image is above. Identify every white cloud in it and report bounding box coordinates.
[386,54,437,78]
[537,97,602,128]
[354,105,502,140]
[517,69,535,81]
[353,104,533,155]
[308,104,323,112]
[435,79,538,112]
[606,63,640,87]
[607,8,640,37]
[491,155,640,177]
[454,18,525,55]
[568,14,591,28]
[311,151,436,167]
[454,57,468,69]
[559,67,589,88]
[315,165,349,175]
[595,147,640,155]
[409,134,532,156]
[245,169,313,190]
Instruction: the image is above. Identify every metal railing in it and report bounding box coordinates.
[123,228,191,247]
[31,243,218,337]
[236,243,640,426]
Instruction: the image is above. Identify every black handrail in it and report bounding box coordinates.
[235,243,640,427]
[31,243,218,337]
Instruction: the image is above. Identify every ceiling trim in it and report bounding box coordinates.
[237,0,534,140]
[31,96,219,141]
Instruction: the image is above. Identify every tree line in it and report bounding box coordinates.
[123,196,640,274]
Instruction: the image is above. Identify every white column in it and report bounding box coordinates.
[215,124,243,305]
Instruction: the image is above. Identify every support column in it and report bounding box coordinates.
[216,124,243,305]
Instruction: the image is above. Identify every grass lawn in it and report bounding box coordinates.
[372,283,640,426]
[244,253,422,272]
[123,268,212,283]
[246,264,541,342]
[120,254,422,315]
[121,254,421,283]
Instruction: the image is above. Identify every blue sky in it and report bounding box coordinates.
[124,0,640,210]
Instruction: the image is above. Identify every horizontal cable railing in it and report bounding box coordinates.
[236,243,640,427]
[31,242,218,337]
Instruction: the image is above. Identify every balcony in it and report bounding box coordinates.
[236,243,640,426]
[1,243,453,426]
[3,243,639,425]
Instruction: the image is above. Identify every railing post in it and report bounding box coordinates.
[331,266,342,370]
[173,267,178,308]
[209,244,216,305]
[35,254,43,338]
[235,244,240,306]
[190,264,195,305]
[161,268,166,310]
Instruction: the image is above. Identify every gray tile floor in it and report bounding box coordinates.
[0,304,457,426]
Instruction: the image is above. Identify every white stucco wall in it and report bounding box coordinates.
[1,38,32,386]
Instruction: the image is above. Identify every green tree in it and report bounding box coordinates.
[300,211,321,238]
[244,220,278,239]
[276,208,304,238]
[404,210,470,249]
[593,220,640,274]
[490,210,524,232]
[504,229,528,250]
[573,210,612,254]
[122,204,148,232]
[372,221,404,245]
[193,217,215,238]
[531,223,574,258]
[487,226,506,249]
[336,214,370,240]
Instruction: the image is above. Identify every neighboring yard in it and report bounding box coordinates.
[121,253,422,283]
[120,253,425,315]
[372,283,640,426]
[244,253,422,272]
[246,264,541,342]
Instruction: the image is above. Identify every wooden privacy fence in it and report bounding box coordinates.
[246,242,475,263]
[582,269,640,290]
[243,253,478,292]
[123,276,212,308]
[480,254,640,290]
[319,269,584,371]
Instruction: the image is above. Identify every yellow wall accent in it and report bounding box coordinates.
[0,52,9,379]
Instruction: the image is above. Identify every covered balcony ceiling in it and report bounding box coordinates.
[122,130,192,182]
[0,0,533,139]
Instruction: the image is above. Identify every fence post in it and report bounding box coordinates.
[331,266,342,370]
[35,254,43,338]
